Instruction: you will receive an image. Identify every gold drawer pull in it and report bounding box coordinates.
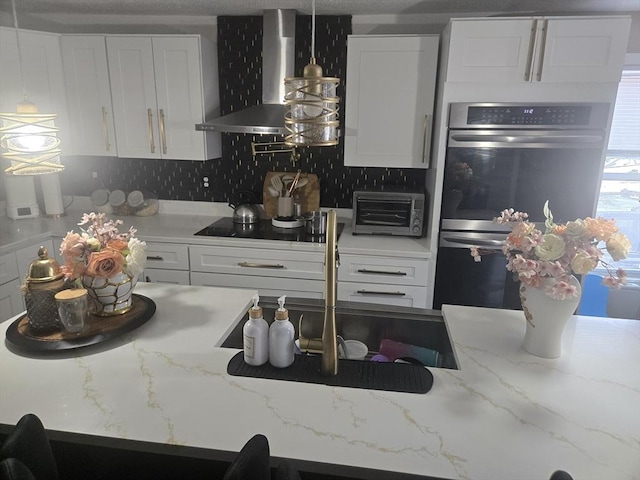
[356,290,406,296]
[357,268,407,276]
[238,262,285,269]
[147,255,164,261]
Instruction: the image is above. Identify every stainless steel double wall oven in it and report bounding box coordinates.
[434,102,611,309]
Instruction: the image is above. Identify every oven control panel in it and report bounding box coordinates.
[467,105,593,126]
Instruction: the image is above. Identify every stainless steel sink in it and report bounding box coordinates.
[220,297,458,370]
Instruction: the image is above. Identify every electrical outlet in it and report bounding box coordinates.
[203,176,209,188]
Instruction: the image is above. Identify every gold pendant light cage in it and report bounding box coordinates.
[0,0,63,176]
[283,0,340,147]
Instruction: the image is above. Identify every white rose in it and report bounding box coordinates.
[565,219,585,237]
[125,238,147,276]
[607,233,631,262]
[570,251,598,275]
[535,234,566,261]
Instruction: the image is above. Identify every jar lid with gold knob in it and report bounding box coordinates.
[26,246,64,284]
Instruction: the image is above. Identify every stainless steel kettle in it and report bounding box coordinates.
[230,190,261,224]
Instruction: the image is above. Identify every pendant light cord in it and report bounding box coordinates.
[311,0,316,60]
[10,0,28,102]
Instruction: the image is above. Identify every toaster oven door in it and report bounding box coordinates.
[355,197,413,229]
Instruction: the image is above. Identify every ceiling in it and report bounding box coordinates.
[2,0,639,18]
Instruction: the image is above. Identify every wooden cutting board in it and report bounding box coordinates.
[263,172,320,219]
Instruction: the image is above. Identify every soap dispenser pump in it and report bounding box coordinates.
[243,294,269,366]
[269,295,295,368]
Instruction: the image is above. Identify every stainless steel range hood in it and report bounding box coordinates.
[196,9,295,135]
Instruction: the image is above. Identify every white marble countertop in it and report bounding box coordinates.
[1,282,638,479]
[0,199,432,259]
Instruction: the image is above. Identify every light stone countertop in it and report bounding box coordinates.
[0,198,432,258]
[1,282,638,479]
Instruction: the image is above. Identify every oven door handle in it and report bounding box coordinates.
[441,236,505,250]
[448,131,605,148]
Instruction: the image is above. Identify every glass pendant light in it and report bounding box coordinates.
[0,0,63,175]
[283,0,340,147]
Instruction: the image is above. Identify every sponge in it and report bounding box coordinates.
[378,339,439,367]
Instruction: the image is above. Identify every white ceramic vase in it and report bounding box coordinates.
[82,272,137,316]
[519,275,582,359]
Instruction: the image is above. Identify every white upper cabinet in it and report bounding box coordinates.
[445,16,631,83]
[106,35,220,160]
[61,35,117,156]
[344,35,439,169]
[0,27,68,146]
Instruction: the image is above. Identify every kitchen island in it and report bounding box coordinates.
[1,282,638,479]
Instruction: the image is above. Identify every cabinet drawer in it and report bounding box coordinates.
[0,253,19,286]
[337,254,429,286]
[190,246,324,280]
[190,272,323,299]
[145,243,189,270]
[143,269,190,285]
[338,282,429,309]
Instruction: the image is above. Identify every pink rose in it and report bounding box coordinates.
[86,250,125,278]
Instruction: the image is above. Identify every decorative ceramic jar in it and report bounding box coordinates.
[82,272,137,316]
[519,275,582,359]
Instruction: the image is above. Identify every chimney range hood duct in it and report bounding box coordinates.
[196,9,295,135]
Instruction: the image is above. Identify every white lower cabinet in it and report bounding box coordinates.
[0,253,22,321]
[189,246,325,299]
[142,242,190,285]
[337,254,432,309]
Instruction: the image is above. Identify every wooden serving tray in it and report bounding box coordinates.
[5,294,156,353]
[263,171,320,219]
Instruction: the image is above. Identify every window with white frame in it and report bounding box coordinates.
[596,68,640,278]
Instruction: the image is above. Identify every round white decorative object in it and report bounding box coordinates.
[519,275,582,359]
[272,217,303,229]
[82,272,137,316]
[344,340,368,360]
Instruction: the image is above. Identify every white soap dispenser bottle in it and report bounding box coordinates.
[269,295,295,368]
[243,294,269,366]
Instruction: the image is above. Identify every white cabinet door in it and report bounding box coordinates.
[445,17,631,84]
[446,19,535,83]
[152,37,207,160]
[537,17,630,83]
[344,35,439,168]
[106,35,219,160]
[60,35,117,156]
[0,279,24,321]
[0,27,68,146]
[107,36,160,159]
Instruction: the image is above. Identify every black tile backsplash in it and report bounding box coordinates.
[57,15,427,208]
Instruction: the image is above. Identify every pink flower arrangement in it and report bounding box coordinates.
[59,213,147,281]
[470,202,630,300]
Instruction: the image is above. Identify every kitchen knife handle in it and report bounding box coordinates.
[524,19,538,81]
[238,262,285,269]
[101,107,111,151]
[159,108,167,154]
[356,290,406,296]
[147,108,155,154]
[422,114,431,165]
[357,268,407,276]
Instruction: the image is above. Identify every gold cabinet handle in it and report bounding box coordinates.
[146,255,164,261]
[159,108,167,154]
[237,262,285,269]
[524,19,538,82]
[147,108,155,153]
[101,107,111,151]
[535,19,549,81]
[357,268,407,276]
[422,114,431,165]
[356,290,406,296]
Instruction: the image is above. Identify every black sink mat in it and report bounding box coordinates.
[227,352,433,394]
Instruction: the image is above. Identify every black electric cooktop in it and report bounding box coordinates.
[194,217,344,243]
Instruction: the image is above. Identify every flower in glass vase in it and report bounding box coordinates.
[59,213,147,315]
[470,201,630,300]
